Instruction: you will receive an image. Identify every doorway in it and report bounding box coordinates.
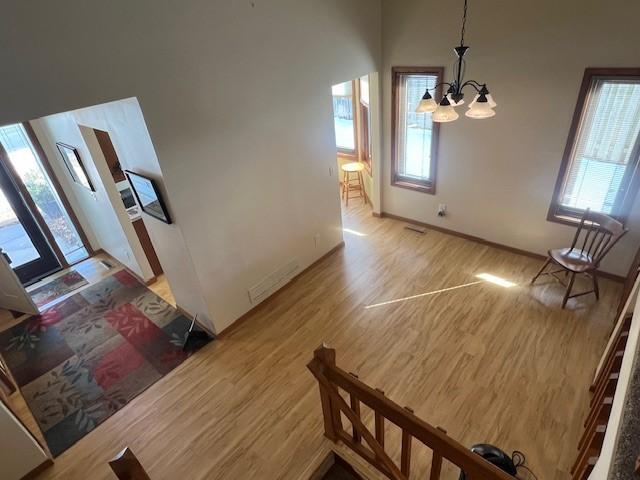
[0,153,59,284]
[332,73,380,215]
[0,123,89,285]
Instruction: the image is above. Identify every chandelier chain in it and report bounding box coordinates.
[460,0,468,46]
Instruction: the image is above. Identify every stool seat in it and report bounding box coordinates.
[341,162,365,172]
[340,162,366,206]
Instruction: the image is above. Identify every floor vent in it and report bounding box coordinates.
[248,259,299,305]
[405,223,427,234]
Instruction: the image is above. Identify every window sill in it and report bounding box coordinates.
[547,208,628,227]
[337,150,358,160]
[547,212,582,227]
[391,178,435,195]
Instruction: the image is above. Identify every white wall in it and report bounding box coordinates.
[369,72,383,214]
[0,402,49,480]
[0,0,382,332]
[29,122,100,253]
[381,0,640,276]
[70,99,211,328]
[31,115,153,281]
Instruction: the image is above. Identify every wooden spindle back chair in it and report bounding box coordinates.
[531,209,627,307]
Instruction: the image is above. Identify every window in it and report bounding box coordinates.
[359,75,372,171]
[332,80,357,155]
[549,68,640,223]
[391,67,443,193]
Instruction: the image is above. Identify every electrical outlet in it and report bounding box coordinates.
[314,233,321,248]
[329,166,334,177]
[438,204,447,217]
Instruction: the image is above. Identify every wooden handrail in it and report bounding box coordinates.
[307,344,514,480]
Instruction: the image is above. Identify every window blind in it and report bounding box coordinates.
[397,74,437,180]
[560,78,640,214]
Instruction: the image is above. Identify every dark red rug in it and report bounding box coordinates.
[29,270,88,308]
[0,269,211,456]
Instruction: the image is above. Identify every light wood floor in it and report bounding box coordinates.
[19,204,620,479]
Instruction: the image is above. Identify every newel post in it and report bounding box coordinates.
[313,344,342,441]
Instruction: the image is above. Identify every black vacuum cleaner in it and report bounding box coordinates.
[458,444,521,479]
[181,315,213,352]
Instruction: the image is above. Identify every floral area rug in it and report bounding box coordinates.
[0,269,210,456]
[29,270,88,308]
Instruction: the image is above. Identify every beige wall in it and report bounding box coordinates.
[0,0,381,332]
[31,115,154,281]
[53,99,211,328]
[381,0,640,276]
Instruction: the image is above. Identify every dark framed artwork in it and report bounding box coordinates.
[125,170,172,224]
[56,142,95,192]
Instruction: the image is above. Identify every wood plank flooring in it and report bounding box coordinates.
[22,204,620,479]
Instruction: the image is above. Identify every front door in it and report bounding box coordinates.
[0,145,60,285]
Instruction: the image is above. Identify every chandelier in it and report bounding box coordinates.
[416,0,497,122]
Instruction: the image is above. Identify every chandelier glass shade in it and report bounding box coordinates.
[432,96,459,122]
[416,0,497,122]
[465,97,496,118]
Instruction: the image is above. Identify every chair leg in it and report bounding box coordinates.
[592,272,600,300]
[345,171,350,206]
[562,272,577,308]
[358,171,365,203]
[531,257,551,284]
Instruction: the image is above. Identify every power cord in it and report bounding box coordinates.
[511,450,538,480]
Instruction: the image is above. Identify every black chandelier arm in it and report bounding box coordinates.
[460,80,484,91]
[423,81,454,93]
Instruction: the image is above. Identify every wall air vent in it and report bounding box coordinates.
[247,259,299,305]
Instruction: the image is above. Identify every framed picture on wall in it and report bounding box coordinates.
[56,142,95,192]
[125,170,172,224]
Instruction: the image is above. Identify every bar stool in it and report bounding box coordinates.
[341,162,365,206]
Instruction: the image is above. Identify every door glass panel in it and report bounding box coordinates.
[0,124,88,264]
[0,188,39,267]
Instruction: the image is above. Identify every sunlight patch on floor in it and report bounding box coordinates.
[364,273,518,309]
[343,228,368,237]
[475,272,518,288]
[364,281,483,309]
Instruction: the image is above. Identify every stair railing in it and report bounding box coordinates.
[307,345,514,480]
